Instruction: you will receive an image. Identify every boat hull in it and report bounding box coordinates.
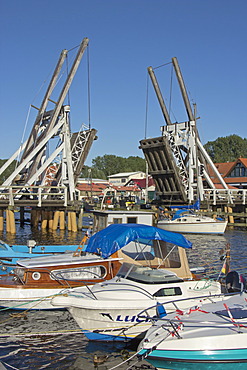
[140,347,247,369]
[52,278,222,341]
[158,220,227,234]
[0,287,64,310]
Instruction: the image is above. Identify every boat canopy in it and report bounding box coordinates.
[85,223,192,258]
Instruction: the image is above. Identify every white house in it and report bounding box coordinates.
[108,172,146,186]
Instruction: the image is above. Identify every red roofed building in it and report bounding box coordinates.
[76,178,143,206]
[208,157,247,189]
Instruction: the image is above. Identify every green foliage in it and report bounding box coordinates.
[4,135,246,183]
[0,156,146,183]
[204,135,247,163]
[0,159,17,184]
[80,165,107,180]
[81,155,146,179]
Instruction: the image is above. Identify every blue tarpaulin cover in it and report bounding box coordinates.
[171,209,194,221]
[170,198,201,211]
[85,223,192,258]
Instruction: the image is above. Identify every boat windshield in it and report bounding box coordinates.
[51,265,107,281]
[116,262,183,284]
[120,240,182,269]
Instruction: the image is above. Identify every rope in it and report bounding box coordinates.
[87,45,91,129]
[169,63,173,117]
[66,55,71,107]
[68,44,80,52]
[0,292,64,316]
[152,61,172,70]
[16,104,32,166]
[1,361,19,370]
[144,71,149,139]
[108,349,142,370]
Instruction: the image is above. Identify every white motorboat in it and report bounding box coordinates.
[51,241,228,342]
[158,209,227,234]
[138,274,247,368]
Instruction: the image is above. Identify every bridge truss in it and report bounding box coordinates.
[0,38,97,203]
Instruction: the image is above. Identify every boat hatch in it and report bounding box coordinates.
[116,263,183,284]
[215,308,247,320]
[50,265,107,281]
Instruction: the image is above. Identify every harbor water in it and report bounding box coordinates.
[0,220,246,370]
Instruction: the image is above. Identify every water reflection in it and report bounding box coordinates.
[186,230,247,277]
[0,225,246,369]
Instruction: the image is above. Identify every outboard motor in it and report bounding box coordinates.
[226,271,247,293]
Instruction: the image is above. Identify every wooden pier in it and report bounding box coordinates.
[0,185,84,234]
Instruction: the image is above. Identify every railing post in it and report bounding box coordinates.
[38,187,42,207]
[213,189,216,205]
[64,187,67,207]
[9,187,14,206]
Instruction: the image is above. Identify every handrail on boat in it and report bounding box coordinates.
[137,291,242,321]
[60,280,158,301]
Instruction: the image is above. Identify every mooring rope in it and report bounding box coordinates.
[108,349,143,370]
[1,361,19,370]
[0,292,65,325]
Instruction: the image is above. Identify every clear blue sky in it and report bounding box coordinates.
[1,0,246,165]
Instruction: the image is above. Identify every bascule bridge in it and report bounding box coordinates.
[0,38,97,233]
[140,57,239,207]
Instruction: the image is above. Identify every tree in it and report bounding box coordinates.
[80,165,107,180]
[0,159,17,184]
[204,135,247,163]
[89,155,146,178]
[124,156,146,172]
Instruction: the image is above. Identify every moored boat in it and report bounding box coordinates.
[138,278,247,368]
[158,209,227,234]
[51,225,230,342]
[0,239,86,273]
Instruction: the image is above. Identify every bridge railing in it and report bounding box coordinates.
[0,185,68,207]
[203,188,246,205]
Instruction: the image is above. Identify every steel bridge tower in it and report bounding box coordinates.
[140,57,228,205]
[0,38,97,202]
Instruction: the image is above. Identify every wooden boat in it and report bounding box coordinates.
[0,224,192,310]
[138,275,247,368]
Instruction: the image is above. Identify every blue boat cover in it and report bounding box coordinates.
[85,223,192,258]
[170,198,201,210]
[171,209,193,221]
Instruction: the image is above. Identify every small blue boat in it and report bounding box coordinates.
[0,240,83,273]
